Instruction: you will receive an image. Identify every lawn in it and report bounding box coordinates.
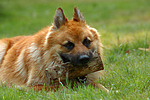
[0,0,150,99]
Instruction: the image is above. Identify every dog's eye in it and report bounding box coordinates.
[63,41,74,50]
[83,37,91,47]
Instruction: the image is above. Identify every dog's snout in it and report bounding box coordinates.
[60,52,93,66]
[78,55,90,64]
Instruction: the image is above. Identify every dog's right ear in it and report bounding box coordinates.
[53,7,68,29]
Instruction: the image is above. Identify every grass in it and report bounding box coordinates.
[0,0,150,99]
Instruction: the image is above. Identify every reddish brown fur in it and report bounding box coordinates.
[0,7,109,93]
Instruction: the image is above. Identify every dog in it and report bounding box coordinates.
[0,7,109,93]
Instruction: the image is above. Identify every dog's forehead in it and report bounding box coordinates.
[60,21,93,42]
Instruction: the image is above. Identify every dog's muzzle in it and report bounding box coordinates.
[78,55,90,65]
[60,52,93,66]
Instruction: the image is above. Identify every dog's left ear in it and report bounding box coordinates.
[73,6,85,22]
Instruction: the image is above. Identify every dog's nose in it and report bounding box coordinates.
[78,55,90,64]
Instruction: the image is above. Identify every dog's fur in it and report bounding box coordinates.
[0,7,109,92]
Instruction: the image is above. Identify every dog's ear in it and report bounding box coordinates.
[73,6,85,22]
[53,7,68,29]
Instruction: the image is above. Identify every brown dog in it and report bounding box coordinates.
[0,7,109,92]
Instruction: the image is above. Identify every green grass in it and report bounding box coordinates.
[0,0,150,99]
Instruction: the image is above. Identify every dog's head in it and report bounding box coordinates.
[44,7,104,82]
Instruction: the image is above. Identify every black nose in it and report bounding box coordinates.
[78,55,90,65]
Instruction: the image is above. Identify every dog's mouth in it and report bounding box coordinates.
[45,51,103,85]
